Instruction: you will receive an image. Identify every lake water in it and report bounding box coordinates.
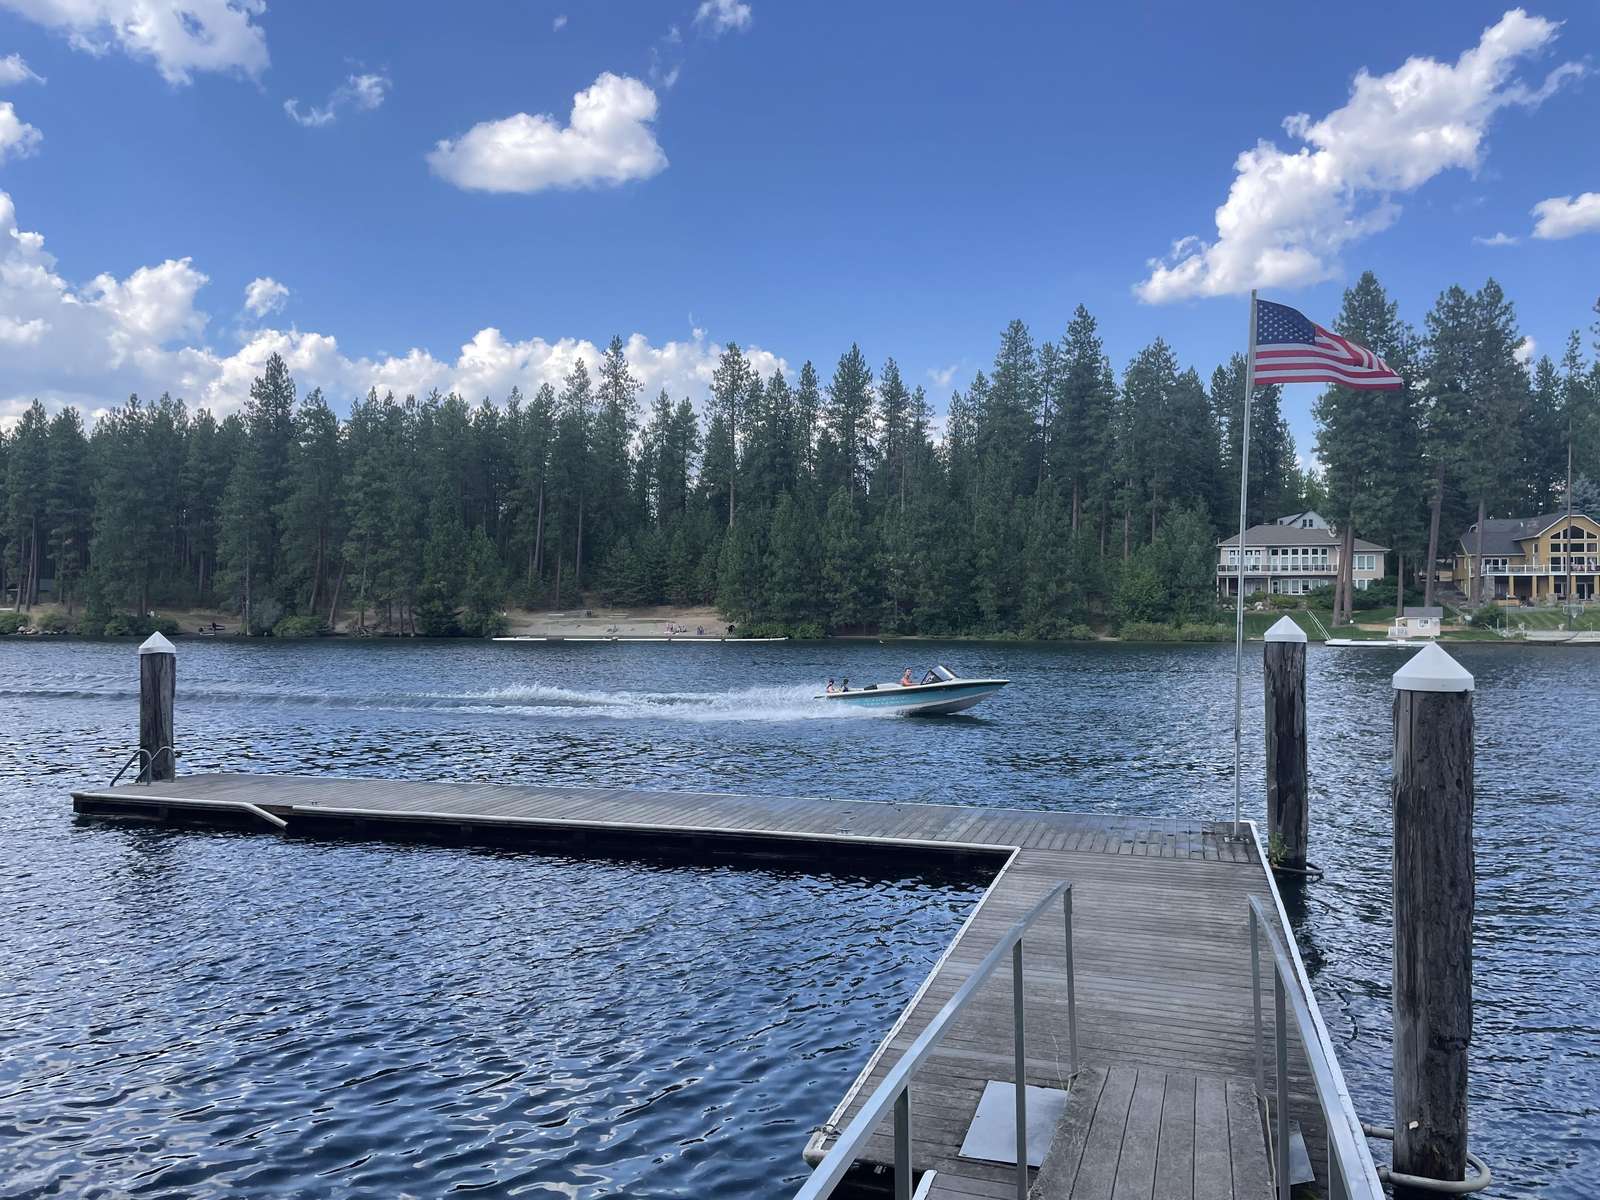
[1,637,1595,1198]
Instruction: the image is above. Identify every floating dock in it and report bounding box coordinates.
[71,774,1357,1199]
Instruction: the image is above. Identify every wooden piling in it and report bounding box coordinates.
[1262,616,1308,872]
[138,632,176,782]
[1390,644,1474,1198]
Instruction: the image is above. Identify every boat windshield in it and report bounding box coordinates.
[931,665,958,682]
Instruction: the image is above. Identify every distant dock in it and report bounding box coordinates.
[71,773,1372,1198]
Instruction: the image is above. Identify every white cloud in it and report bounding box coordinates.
[1137,9,1581,303]
[927,364,958,388]
[0,52,44,85]
[0,188,784,425]
[1472,231,1519,246]
[428,72,667,194]
[0,99,41,160]
[1531,192,1600,240]
[243,275,288,317]
[552,13,566,31]
[284,70,389,128]
[694,0,751,36]
[0,0,269,84]
[1515,335,1536,364]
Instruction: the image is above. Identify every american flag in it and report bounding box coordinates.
[1251,299,1403,390]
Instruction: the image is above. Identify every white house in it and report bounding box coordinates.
[1217,517,1387,599]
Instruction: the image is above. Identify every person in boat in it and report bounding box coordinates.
[900,667,914,687]
[825,678,837,694]
[841,678,850,692]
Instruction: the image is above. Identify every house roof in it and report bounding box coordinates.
[1218,523,1387,551]
[1458,512,1597,557]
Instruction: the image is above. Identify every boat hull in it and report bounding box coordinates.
[817,679,1008,716]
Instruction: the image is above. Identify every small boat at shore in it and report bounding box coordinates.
[1324,638,1430,649]
[816,665,1008,716]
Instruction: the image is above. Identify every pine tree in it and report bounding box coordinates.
[873,358,913,513]
[1051,306,1116,538]
[45,407,91,613]
[1317,272,1421,622]
[5,400,49,611]
[981,319,1040,496]
[552,359,595,596]
[417,496,467,636]
[764,492,818,627]
[1419,284,1476,608]
[279,387,344,618]
[1461,280,1533,603]
[793,361,822,479]
[462,525,506,635]
[1213,356,1294,530]
[709,343,752,527]
[824,345,874,502]
[1021,484,1075,636]
[820,487,872,630]
[593,335,641,558]
[218,353,296,631]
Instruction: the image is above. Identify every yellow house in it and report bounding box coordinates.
[1457,512,1600,604]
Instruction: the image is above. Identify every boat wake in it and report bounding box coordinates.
[0,681,890,723]
[425,682,889,723]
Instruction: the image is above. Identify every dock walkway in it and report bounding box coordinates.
[72,774,1307,1200]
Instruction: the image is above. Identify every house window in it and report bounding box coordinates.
[1353,553,1377,572]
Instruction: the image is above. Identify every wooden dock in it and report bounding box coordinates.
[71,773,1317,1200]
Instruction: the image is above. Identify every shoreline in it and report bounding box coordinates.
[4,601,1596,646]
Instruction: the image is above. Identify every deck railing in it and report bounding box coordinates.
[794,881,1077,1200]
[1248,894,1383,1200]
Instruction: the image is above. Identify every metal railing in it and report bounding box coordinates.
[110,745,176,786]
[795,882,1077,1200]
[1248,895,1383,1200]
[1218,563,1337,574]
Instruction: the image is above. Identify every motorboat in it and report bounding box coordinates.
[816,665,1008,715]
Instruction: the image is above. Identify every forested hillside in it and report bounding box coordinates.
[3,274,1596,637]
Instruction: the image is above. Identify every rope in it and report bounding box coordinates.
[1362,1123,1494,1194]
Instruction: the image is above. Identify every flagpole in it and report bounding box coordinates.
[1232,288,1258,840]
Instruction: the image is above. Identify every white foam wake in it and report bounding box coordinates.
[426,682,888,723]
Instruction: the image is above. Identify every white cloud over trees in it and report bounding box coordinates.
[1136,9,1582,303]
[0,190,783,429]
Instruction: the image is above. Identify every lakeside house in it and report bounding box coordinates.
[1216,511,1387,599]
[1450,512,1600,604]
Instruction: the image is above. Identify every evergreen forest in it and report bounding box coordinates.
[3,272,1598,637]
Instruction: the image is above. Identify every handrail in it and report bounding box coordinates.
[1248,895,1383,1200]
[795,881,1077,1200]
[109,745,176,786]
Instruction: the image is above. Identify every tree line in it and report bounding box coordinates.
[3,274,1596,637]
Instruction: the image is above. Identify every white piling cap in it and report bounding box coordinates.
[138,631,176,655]
[1264,616,1306,643]
[1392,642,1473,693]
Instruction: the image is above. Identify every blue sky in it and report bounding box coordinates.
[1,1,1597,462]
